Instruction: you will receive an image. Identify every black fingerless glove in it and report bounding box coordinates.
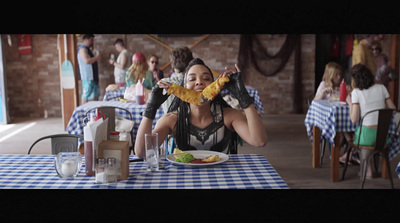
[224,72,254,109]
[142,84,169,119]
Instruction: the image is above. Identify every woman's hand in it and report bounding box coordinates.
[157,80,173,90]
[222,64,241,77]
[323,86,333,94]
[223,64,254,109]
[142,82,171,119]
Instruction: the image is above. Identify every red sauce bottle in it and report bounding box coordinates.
[340,79,347,102]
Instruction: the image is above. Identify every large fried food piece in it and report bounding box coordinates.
[202,76,230,101]
[167,76,230,105]
[167,84,204,106]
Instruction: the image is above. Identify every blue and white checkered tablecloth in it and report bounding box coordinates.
[104,86,265,116]
[0,154,289,189]
[304,100,400,160]
[66,101,164,142]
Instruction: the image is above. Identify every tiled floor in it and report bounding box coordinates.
[1,114,399,189]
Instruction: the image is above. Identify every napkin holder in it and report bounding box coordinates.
[98,140,129,180]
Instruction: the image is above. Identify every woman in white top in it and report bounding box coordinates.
[346,64,396,177]
[314,62,343,100]
[109,39,130,87]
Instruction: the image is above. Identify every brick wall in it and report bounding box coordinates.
[3,34,61,118]
[91,34,315,114]
[3,34,317,118]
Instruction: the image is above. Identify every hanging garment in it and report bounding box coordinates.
[17,34,32,55]
[329,34,340,58]
[345,34,354,56]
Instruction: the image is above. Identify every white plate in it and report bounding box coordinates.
[167,150,229,167]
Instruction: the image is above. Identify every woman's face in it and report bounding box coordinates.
[185,65,213,91]
[371,45,381,57]
[148,56,158,70]
[333,73,341,85]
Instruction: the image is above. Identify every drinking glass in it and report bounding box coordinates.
[144,133,159,171]
[54,152,82,178]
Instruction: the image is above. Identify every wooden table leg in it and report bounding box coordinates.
[381,158,389,179]
[312,126,321,168]
[330,133,341,182]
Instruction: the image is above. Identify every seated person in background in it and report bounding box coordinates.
[370,40,392,90]
[148,54,164,84]
[134,58,267,158]
[160,46,194,112]
[345,64,396,177]
[314,62,343,100]
[125,52,154,90]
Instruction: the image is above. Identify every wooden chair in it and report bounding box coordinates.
[28,134,83,155]
[341,108,396,189]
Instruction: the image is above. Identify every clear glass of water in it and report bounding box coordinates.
[144,133,159,171]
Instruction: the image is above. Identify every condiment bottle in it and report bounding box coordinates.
[110,131,120,141]
[135,79,145,105]
[340,79,347,102]
[95,158,106,184]
[84,113,95,176]
[106,158,117,183]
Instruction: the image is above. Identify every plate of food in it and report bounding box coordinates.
[167,149,229,166]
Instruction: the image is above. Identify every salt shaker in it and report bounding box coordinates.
[95,158,107,184]
[106,158,117,183]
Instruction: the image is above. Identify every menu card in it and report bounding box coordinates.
[89,118,108,171]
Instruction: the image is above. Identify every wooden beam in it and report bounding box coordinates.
[390,34,400,108]
[144,34,173,50]
[58,34,79,130]
[145,34,218,76]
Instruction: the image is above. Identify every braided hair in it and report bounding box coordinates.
[167,58,237,153]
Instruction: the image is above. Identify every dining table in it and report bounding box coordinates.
[0,154,289,189]
[103,86,265,116]
[304,99,400,182]
[66,101,164,143]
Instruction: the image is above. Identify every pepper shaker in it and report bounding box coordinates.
[106,158,117,183]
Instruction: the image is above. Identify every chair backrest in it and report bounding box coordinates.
[358,108,395,150]
[84,106,133,140]
[28,134,83,155]
[306,93,315,108]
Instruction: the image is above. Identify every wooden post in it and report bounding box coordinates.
[58,34,79,130]
[390,35,399,108]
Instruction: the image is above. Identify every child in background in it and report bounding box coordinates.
[125,52,154,90]
[344,64,396,177]
[314,62,343,100]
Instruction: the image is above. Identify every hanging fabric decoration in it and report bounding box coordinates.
[329,34,340,58]
[17,34,32,55]
[345,34,354,57]
[237,34,303,113]
[238,34,299,78]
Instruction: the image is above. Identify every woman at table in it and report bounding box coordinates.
[314,62,343,100]
[134,58,267,157]
[147,54,164,85]
[345,64,396,177]
[125,52,154,90]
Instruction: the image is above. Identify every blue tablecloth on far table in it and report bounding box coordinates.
[104,86,265,116]
[304,100,400,160]
[66,101,164,142]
